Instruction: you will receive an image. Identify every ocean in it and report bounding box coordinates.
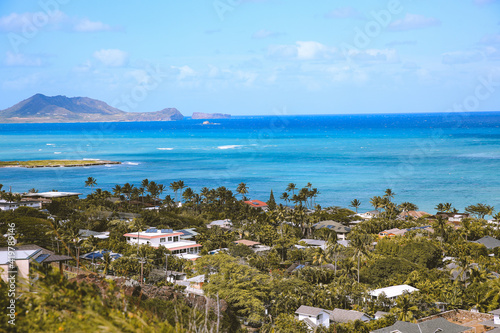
[1,112,500,214]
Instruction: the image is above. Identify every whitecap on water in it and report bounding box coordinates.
[217,145,243,150]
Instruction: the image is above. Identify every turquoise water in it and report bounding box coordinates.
[1,112,500,213]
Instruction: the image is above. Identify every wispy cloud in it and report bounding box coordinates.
[389,14,440,31]
[324,7,363,19]
[4,52,45,67]
[385,40,417,47]
[0,10,117,33]
[252,29,283,39]
[93,49,128,67]
[442,50,484,64]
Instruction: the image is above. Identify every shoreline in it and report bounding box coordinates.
[0,160,121,168]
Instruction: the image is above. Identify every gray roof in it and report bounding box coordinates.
[299,239,326,247]
[371,318,472,333]
[328,308,370,323]
[374,311,389,318]
[0,244,72,264]
[79,229,104,237]
[473,236,500,249]
[295,305,326,317]
[313,220,351,233]
[490,308,500,315]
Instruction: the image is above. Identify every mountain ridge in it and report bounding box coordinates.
[0,94,184,123]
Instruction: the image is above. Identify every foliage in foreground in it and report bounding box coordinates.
[0,264,225,333]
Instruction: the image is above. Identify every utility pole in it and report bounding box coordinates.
[216,292,220,333]
[139,258,146,286]
[165,253,169,283]
[76,246,80,270]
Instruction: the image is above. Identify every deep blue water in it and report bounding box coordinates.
[1,112,500,213]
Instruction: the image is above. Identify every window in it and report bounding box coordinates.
[173,236,179,242]
[168,237,172,242]
[160,238,166,243]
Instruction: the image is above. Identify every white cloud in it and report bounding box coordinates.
[93,49,128,67]
[5,52,43,66]
[442,51,484,64]
[73,18,112,32]
[297,41,330,60]
[0,10,114,33]
[268,41,335,60]
[389,14,440,31]
[172,65,197,80]
[342,48,399,63]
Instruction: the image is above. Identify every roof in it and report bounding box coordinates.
[369,284,419,298]
[79,229,109,239]
[328,308,370,323]
[473,236,500,249]
[490,309,500,315]
[374,311,389,318]
[313,220,351,233]
[23,191,81,198]
[371,318,472,333]
[234,239,261,247]
[299,239,326,247]
[0,245,72,264]
[186,275,205,283]
[337,240,351,247]
[175,228,199,237]
[399,211,431,219]
[124,228,183,239]
[244,199,268,208]
[295,305,327,317]
[208,219,232,226]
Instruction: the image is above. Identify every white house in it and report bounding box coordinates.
[207,219,233,229]
[0,199,42,211]
[295,305,330,329]
[124,228,202,259]
[369,284,419,300]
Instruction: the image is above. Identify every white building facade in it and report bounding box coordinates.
[124,228,202,259]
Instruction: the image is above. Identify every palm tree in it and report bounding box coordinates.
[383,188,396,202]
[286,183,297,196]
[325,240,342,274]
[141,178,149,190]
[350,233,371,283]
[399,202,418,215]
[112,184,122,198]
[236,182,249,200]
[102,252,112,275]
[280,192,290,206]
[170,181,180,202]
[158,184,165,197]
[85,177,97,193]
[391,292,418,322]
[350,199,361,213]
[370,196,384,212]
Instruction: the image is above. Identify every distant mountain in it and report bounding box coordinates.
[0,94,184,123]
[192,112,231,119]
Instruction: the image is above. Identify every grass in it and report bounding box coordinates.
[0,160,119,168]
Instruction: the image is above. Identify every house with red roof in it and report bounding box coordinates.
[244,199,268,210]
[124,228,202,260]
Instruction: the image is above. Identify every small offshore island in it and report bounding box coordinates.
[0,160,121,168]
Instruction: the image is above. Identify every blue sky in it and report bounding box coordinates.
[0,0,499,115]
